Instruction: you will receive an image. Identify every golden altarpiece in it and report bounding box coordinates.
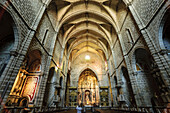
[77,69,100,107]
[68,69,109,107]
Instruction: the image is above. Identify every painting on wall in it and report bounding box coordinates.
[22,76,39,102]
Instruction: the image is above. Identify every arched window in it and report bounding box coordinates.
[126,28,134,44]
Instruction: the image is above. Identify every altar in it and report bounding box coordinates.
[78,69,99,106]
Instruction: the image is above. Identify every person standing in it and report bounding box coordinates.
[76,104,83,113]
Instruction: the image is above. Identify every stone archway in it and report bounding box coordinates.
[159,8,170,58]
[8,50,42,106]
[120,67,136,107]
[43,67,57,107]
[133,48,160,106]
[0,7,15,77]
[78,68,99,107]
[162,10,170,58]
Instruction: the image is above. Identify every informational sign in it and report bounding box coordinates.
[22,76,39,102]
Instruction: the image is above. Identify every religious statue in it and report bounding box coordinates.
[85,91,90,105]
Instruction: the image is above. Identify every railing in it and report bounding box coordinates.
[1,106,67,113]
[40,107,67,113]
[1,106,169,113]
[1,106,40,113]
[40,106,169,113]
[113,106,170,113]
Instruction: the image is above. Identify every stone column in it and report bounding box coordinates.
[127,1,170,98]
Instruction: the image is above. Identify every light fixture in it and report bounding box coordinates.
[55,66,58,71]
[85,55,90,60]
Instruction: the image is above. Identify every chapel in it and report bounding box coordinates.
[0,0,169,113]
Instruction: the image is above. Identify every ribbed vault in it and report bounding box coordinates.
[47,0,126,75]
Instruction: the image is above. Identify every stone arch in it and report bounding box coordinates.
[113,76,118,86]
[26,49,42,72]
[18,96,29,107]
[47,0,127,32]
[65,70,71,106]
[57,10,118,34]
[59,76,64,89]
[48,67,56,81]
[119,66,136,107]
[132,48,160,106]
[77,67,99,84]
[64,27,111,49]
[0,6,20,77]
[43,67,57,107]
[67,39,108,63]
[78,68,99,82]
[28,39,44,56]
[118,64,126,82]
[0,4,20,51]
[8,49,42,106]
[68,34,107,52]
[78,68,100,106]
[59,76,64,107]
[131,46,148,71]
[134,48,152,71]
[158,7,170,58]
[113,75,118,106]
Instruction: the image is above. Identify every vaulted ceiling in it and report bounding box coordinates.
[47,0,127,71]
